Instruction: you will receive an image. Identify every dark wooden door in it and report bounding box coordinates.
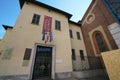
[32,46,52,80]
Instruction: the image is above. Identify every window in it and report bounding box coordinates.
[32,14,40,25]
[69,29,73,38]
[95,33,108,52]
[72,49,76,60]
[93,31,108,53]
[76,32,81,40]
[80,50,85,60]
[23,48,32,60]
[55,20,61,30]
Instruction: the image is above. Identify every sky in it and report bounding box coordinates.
[0,0,92,39]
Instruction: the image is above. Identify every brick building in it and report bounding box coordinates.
[81,0,120,70]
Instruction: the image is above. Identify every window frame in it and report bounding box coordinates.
[23,48,32,60]
[79,50,85,60]
[31,14,40,25]
[55,20,61,30]
[69,29,73,38]
[76,32,81,40]
[72,49,76,60]
[92,31,109,54]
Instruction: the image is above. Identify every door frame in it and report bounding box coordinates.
[29,43,56,80]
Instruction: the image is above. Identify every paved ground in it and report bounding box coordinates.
[57,76,109,80]
[57,77,77,80]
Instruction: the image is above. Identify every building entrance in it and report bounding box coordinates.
[32,46,52,80]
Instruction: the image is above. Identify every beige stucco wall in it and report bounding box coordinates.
[102,49,120,80]
[89,25,112,56]
[0,39,1,46]
[0,2,72,78]
[0,28,12,53]
[0,39,1,54]
[69,23,89,70]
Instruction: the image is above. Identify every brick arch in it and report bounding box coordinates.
[92,31,109,54]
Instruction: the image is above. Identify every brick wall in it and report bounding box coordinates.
[81,0,118,56]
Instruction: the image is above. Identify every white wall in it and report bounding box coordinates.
[108,23,120,48]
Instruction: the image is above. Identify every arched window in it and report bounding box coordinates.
[93,31,108,54]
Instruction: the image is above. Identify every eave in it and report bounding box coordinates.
[2,25,13,30]
[19,0,72,19]
[69,20,81,26]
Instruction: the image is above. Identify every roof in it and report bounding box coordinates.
[69,20,81,26]
[2,25,13,30]
[19,0,72,19]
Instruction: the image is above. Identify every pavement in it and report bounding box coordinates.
[57,77,77,80]
[56,76,109,80]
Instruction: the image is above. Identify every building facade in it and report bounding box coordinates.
[0,0,88,80]
[103,0,120,48]
[81,0,119,56]
[0,0,120,80]
[81,0,120,69]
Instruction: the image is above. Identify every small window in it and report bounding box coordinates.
[80,50,85,60]
[69,29,73,38]
[55,20,61,30]
[32,14,40,25]
[72,49,76,60]
[76,32,81,40]
[23,48,32,60]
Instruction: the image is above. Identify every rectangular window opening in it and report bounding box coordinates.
[69,29,73,38]
[55,20,61,30]
[80,50,85,60]
[72,49,76,60]
[76,32,81,40]
[23,48,32,60]
[32,14,40,25]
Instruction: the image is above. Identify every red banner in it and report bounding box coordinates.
[42,16,53,43]
[42,16,52,33]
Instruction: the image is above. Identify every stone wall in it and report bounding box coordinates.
[0,75,28,80]
[72,69,109,80]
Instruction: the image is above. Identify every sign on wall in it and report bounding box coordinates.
[2,47,13,60]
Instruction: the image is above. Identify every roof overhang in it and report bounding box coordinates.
[19,0,72,19]
[69,20,81,26]
[19,0,25,8]
[2,25,13,30]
